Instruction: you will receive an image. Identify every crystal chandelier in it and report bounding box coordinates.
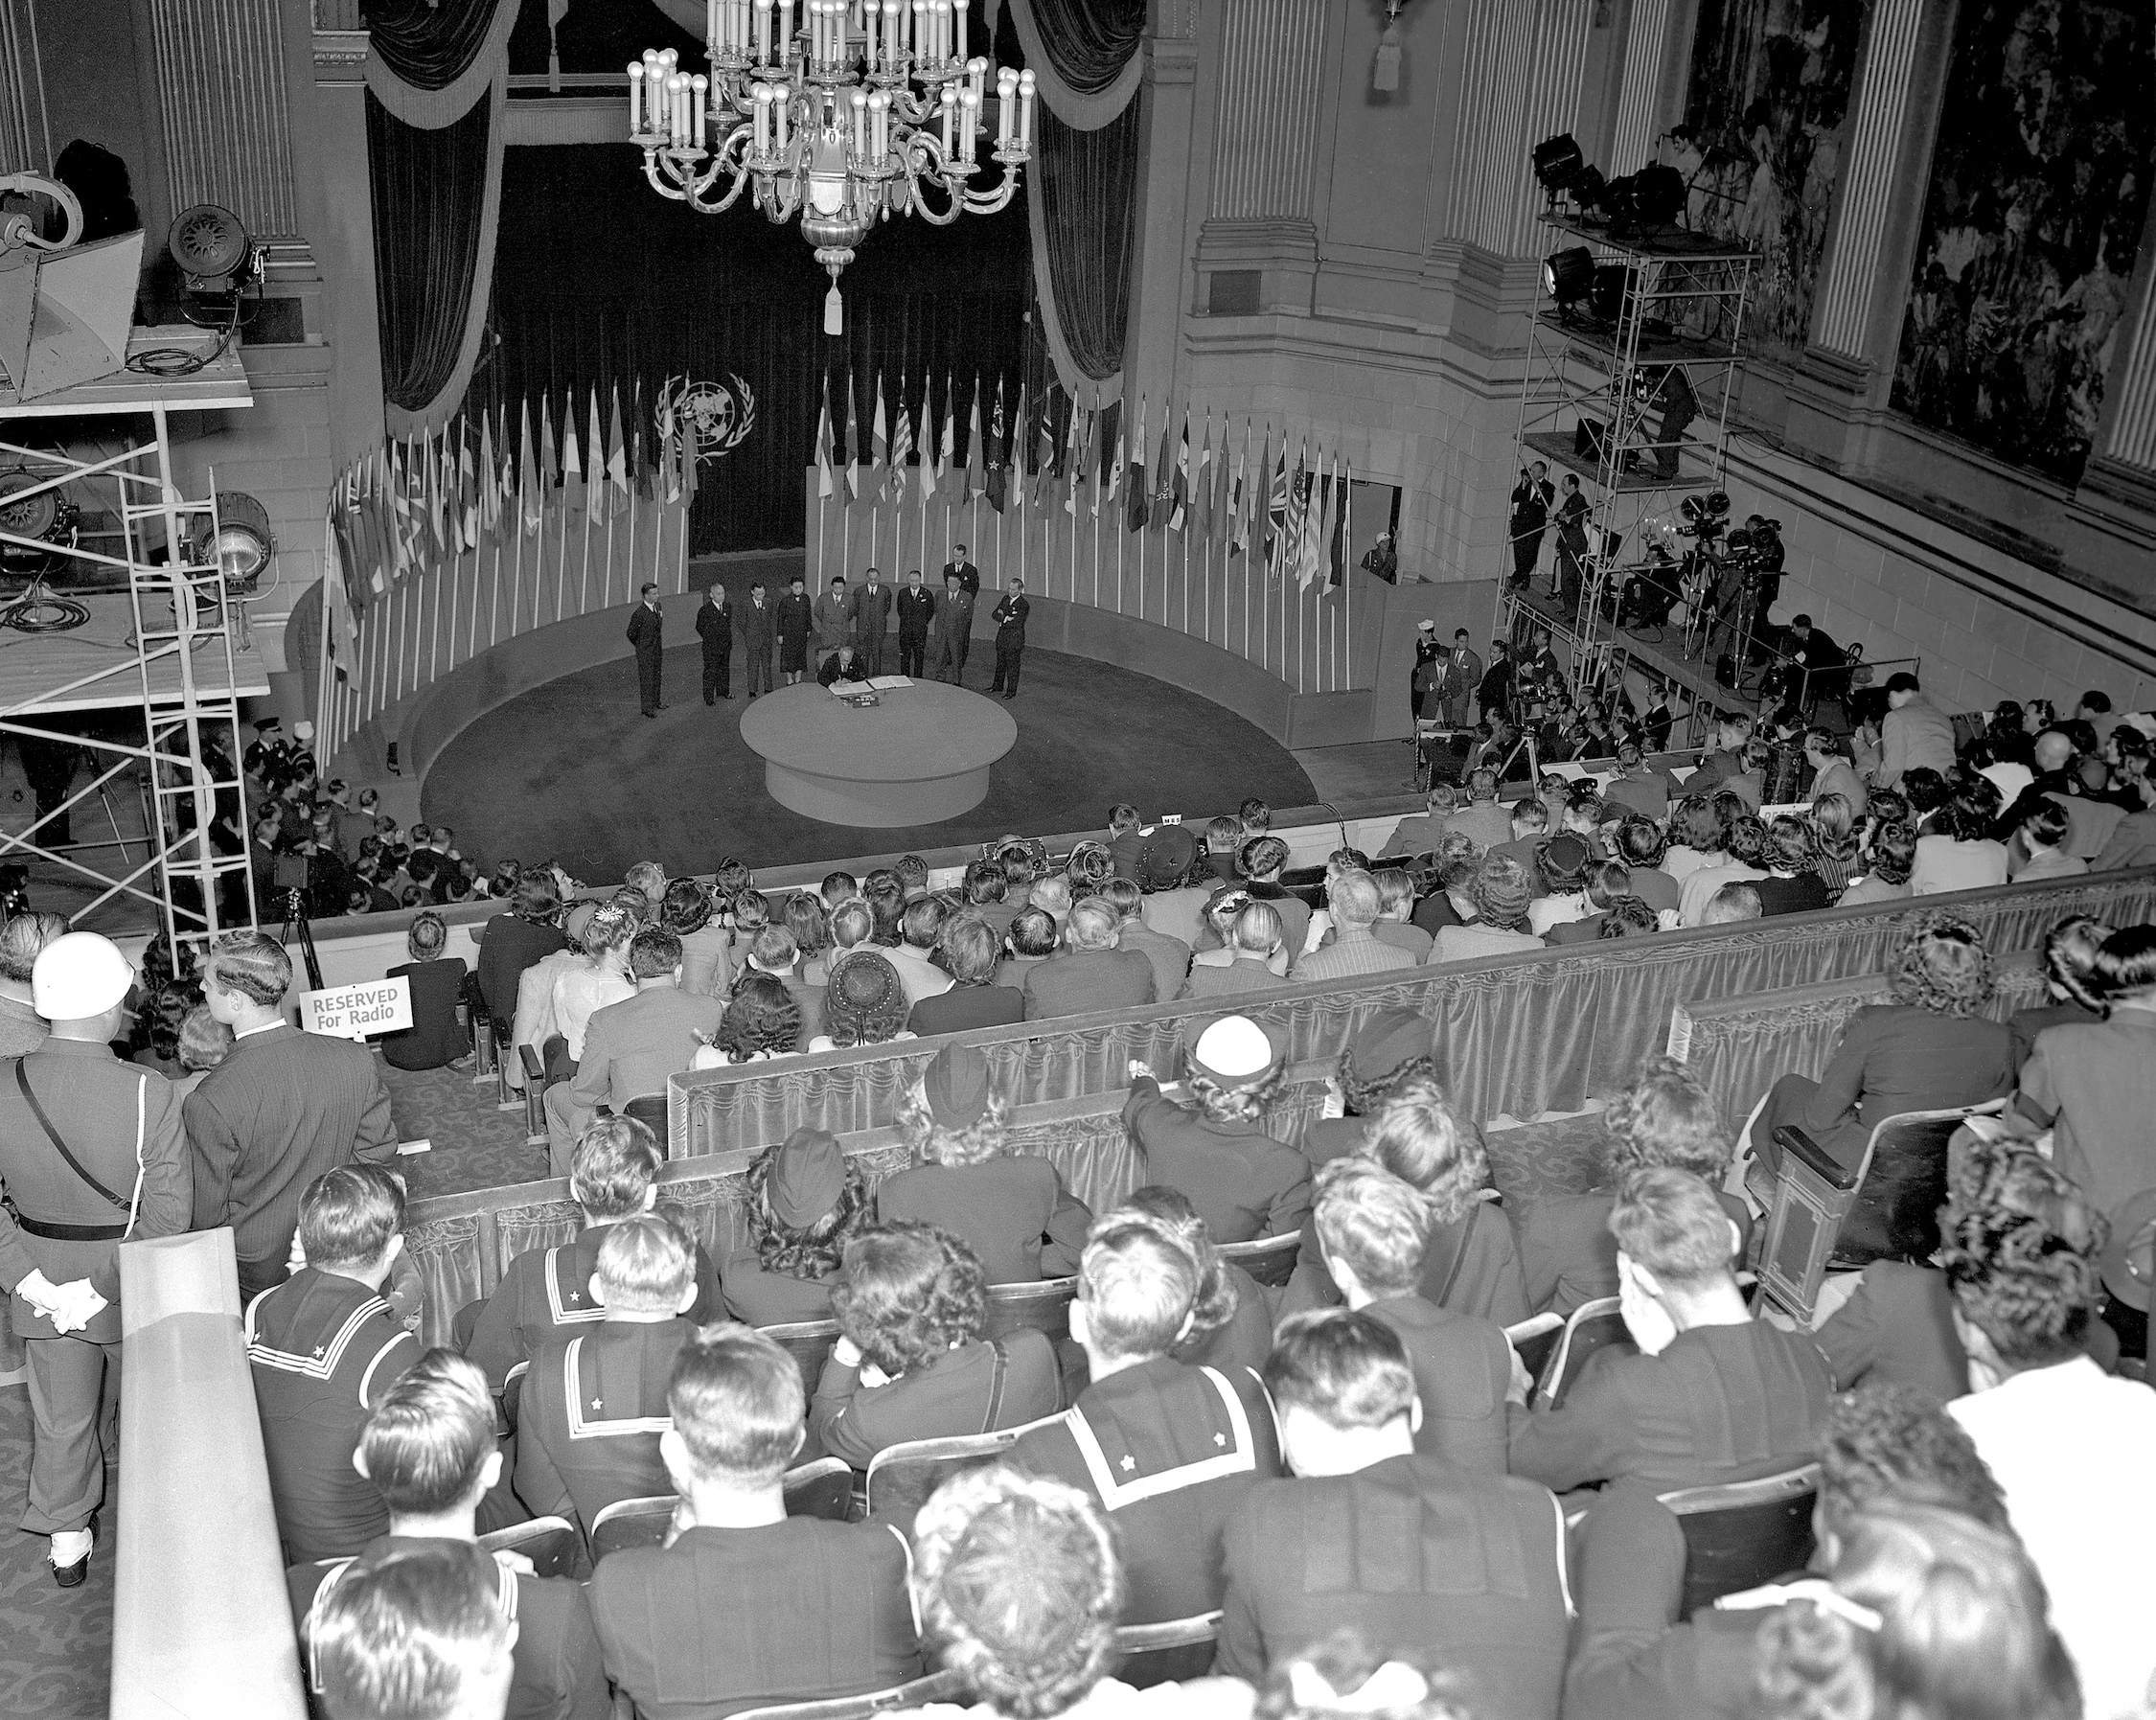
[630,0,1037,333]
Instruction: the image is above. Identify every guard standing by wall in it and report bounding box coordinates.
[0,932,190,1585]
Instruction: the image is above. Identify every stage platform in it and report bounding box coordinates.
[1510,586,1733,723]
[0,593,269,717]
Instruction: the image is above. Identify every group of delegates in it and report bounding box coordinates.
[276,997,2156,1720]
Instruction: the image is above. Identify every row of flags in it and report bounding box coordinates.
[815,373,1352,591]
[330,381,702,613]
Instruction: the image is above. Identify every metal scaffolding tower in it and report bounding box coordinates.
[1504,214,1757,715]
[0,329,264,951]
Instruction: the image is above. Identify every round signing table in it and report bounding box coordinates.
[737,680,1019,826]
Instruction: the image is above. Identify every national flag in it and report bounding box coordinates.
[608,385,630,504]
[1296,444,1324,589]
[1168,411,1191,531]
[1011,381,1031,493]
[814,382,837,499]
[919,389,939,501]
[586,391,605,515]
[631,380,651,500]
[456,421,479,547]
[1265,435,1296,581]
[844,376,863,497]
[518,400,543,535]
[424,426,447,547]
[1064,403,1090,516]
[871,373,888,484]
[654,388,678,502]
[1189,414,1213,541]
[1329,454,1350,587]
[937,380,958,500]
[1125,395,1149,532]
[1152,405,1177,526]
[887,384,912,501]
[984,380,1009,511]
[562,397,582,480]
[1227,421,1250,556]
[1103,400,1123,514]
[966,380,986,501]
[678,402,700,512]
[1031,393,1060,508]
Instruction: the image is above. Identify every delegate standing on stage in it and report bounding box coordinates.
[627,584,664,718]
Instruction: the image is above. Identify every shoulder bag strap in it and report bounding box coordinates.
[978,1336,1009,1435]
[16,1059,128,1210]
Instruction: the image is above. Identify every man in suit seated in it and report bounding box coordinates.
[1377,788,1454,862]
[1021,899,1158,1021]
[1214,1311,1569,1720]
[308,1541,519,1720]
[1002,1219,1281,1629]
[816,643,871,687]
[1508,1167,1831,1494]
[542,928,722,1176]
[462,1117,721,1395]
[287,1349,609,1720]
[513,1215,700,1535]
[1313,1158,1509,1474]
[248,1166,422,1565]
[1564,1381,2015,1720]
[590,1323,924,1716]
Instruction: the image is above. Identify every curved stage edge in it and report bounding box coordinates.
[337,559,1499,793]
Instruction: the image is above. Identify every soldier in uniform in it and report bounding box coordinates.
[460,1118,720,1397]
[930,570,975,685]
[1001,1219,1281,1648]
[0,931,190,1584]
[590,1323,923,1717]
[288,1349,609,1720]
[894,566,935,678]
[1215,1311,1571,1720]
[513,1214,699,1535]
[248,1164,421,1563]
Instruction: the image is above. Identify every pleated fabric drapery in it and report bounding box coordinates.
[360,0,519,434]
[1003,0,1146,395]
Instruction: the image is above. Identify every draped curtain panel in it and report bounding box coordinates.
[363,0,503,90]
[1003,0,1146,397]
[670,870,2156,1159]
[366,88,499,421]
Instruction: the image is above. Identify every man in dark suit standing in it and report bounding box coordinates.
[1440,629,1485,729]
[626,584,664,718]
[846,566,894,676]
[1507,463,1553,591]
[186,930,399,1303]
[940,543,980,596]
[774,574,813,685]
[0,932,191,1585]
[695,583,732,704]
[989,577,1029,699]
[740,581,776,699]
[930,570,975,684]
[894,568,935,678]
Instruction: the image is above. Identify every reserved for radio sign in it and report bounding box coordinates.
[301,975,414,1041]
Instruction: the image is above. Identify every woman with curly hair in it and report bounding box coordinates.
[692,973,802,1067]
[1107,1186,1273,1379]
[1805,792,1865,896]
[1752,913,2014,1181]
[807,1222,1060,1468]
[711,1126,874,1324]
[780,888,831,973]
[1429,854,1545,962]
[2006,914,2111,1067]
[1749,1501,2077,1720]
[1518,1053,1747,1318]
[661,877,733,999]
[1910,786,2008,896]
[1123,1016,1310,1245]
[875,1043,1091,1283]
[1749,815,1832,917]
[1838,818,1918,906]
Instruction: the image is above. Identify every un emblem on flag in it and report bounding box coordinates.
[658,374,757,469]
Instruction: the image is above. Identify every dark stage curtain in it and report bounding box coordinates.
[362,0,501,89]
[467,145,1032,555]
[1021,0,1146,94]
[1035,103,1139,381]
[367,91,494,413]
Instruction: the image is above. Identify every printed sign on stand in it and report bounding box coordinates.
[301,975,413,1041]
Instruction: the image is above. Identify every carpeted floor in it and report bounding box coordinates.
[0,1385,114,1720]
[424,642,1317,882]
[381,1056,547,1200]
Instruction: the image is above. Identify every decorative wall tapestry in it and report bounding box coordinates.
[1890,0,2154,485]
[1674,0,1870,367]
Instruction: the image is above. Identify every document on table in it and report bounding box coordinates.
[867,676,912,689]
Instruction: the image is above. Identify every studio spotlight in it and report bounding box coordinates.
[1571,166,1607,211]
[1532,134,1585,196]
[1631,164,1686,228]
[187,491,274,595]
[1597,173,1640,228]
[1544,247,1595,310]
[167,204,257,304]
[1589,264,1634,324]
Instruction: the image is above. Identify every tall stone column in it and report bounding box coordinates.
[1119,0,1204,407]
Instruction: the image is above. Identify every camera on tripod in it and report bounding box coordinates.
[1725,515,1782,559]
[1677,491,1731,541]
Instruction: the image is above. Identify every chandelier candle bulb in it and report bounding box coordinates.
[939,83,955,154]
[959,83,978,159]
[953,0,964,63]
[707,0,720,52]
[881,0,898,65]
[1017,68,1035,149]
[851,86,868,159]
[628,61,643,131]
[692,73,708,146]
[774,88,790,149]
[777,0,793,61]
[995,67,1014,145]
[754,0,771,62]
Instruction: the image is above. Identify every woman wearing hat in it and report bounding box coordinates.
[876,1043,1091,1282]
[1123,1018,1310,1245]
[712,1128,874,1324]
[808,952,915,1052]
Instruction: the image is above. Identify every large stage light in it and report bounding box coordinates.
[1589,264,1634,325]
[1544,247,1595,310]
[188,491,274,595]
[1533,134,1585,196]
[1631,164,1686,229]
[168,203,255,301]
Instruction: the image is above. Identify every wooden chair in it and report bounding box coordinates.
[1531,1296,1632,1410]
[516,1045,548,1147]
[1113,1609,1224,1689]
[763,1319,843,1390]
[623,1094,669,1152]
[476,1514,580,1579]
[588,1458,860,1560]
[1216,1230,1301,1287]
[464,973,498,1084]
[862,1414,1063,1530]
[1658,1462,1821,1618]
[1758,1101,2006,1323]
[729,1667,971,1720]
[1503,1312,1564,1387]
[981,1274,1079,1345]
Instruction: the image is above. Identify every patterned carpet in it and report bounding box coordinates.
[0,1384,115,1720]
[382,1056,550,1200]
[1484,1109,1616,1212]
